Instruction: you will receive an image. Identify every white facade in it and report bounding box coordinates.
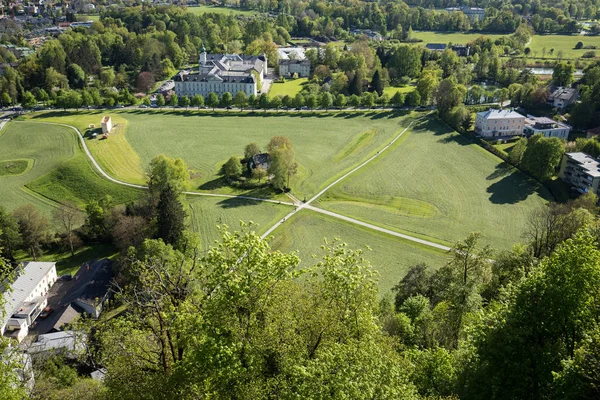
[2,262,57,340]
[101,116,112,134]
[559,152,600,195]
[475,109,526,137]
[174,49,266,98]
[524,116,571,140]
[279,60,311,77]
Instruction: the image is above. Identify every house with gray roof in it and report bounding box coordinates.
[559,152,600,195]
[2,262,57,342]
[475,109,526,137]
[174,46,268,98]
[547,87,579,110]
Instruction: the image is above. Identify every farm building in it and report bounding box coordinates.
[101,116,112,134]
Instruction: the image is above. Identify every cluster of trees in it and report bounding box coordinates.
[570,60,600,129]
[7,191,600,399]
[507,134,565,181]
[0,154,191,265]
[223,136,297,191]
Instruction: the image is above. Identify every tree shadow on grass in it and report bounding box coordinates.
[487,172,540,204]
[486,162,513,180]
[198,176,228,191]
[216,197,262,208]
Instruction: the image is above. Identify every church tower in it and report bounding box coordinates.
[199,45,207,68]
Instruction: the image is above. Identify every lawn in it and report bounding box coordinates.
[79,14,100,21]
[22,111,146,185]
[269,210,449,294]
[0,121,141,216]
[0,122,78,215]
[26,152,142,207]
[123,111,413,199]
[187,195,290,249]
[15,244,118,277]
[0,159,31,176]
[317,118,551,250]
[269,78,308,97]
[411,31,508,45]
[528,34,600,59]
[186,5,258,16]
[37,110,408,200]
[383,85,415,97]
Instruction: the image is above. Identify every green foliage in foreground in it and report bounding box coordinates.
[98,226,419,399]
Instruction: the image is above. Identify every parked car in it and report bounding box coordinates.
[139,104,149,108]
[60,274,72,281]
[39,306,53,318]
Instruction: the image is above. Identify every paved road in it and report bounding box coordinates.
[261,118,422,239]
[13,121,295,207]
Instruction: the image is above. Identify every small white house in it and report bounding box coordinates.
[101,116,112,134]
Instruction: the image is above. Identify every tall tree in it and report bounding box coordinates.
[0,207,21,260]
[147,155,190,202]
[156,185,186,247]
[370,70,385,96]
[13,204,49,260]
[234,91,248,111]
[52,203,83,256]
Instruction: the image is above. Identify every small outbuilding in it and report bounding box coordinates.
[101,116,112,134]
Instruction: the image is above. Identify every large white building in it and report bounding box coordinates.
[524,115,571,140]
[174,46,267,98]
[475,109,526,138]
[559,152,600,195]
[2,262,57,342]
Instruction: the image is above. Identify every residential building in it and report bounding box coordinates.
[279,59,311,77]
[446,6,486,21]
[425,43,447,51]
[101,116,112,134]
[524,115,571,139]
[559,152,600,195]
[547,87,579,110]
[174,46,267,98]
[451,45,470,57]
[27,331,86,359]
[350,29,383,41]
[2,262,57,341]
[586,126,600,139]
[277,47,306,61]
[474,109,526,138]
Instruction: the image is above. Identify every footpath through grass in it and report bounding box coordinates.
[319,118,551,250]
[270,210,449,294]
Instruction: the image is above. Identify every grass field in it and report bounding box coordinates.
[186,5,257,15]
[187,196,290,248]
[0,159,31,176]
[0,122,78,215]
[383,86,416,97]
[0,121,141,215]
[412,31,508,45]
[29,110,411,200]
[22,112,146,185]
[318,118,551,250]
[529,34,600,59]
[269,78,308,97]
[79,14,100,21]
[270,210,449,294]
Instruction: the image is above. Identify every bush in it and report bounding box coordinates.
[582,51,597,58]
[575,41,584,49]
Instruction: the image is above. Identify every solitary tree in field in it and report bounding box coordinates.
[223,156,243,181]
[234,91,248,111]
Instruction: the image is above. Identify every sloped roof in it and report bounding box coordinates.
[477,109,525,120]
[2,262,56,326]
